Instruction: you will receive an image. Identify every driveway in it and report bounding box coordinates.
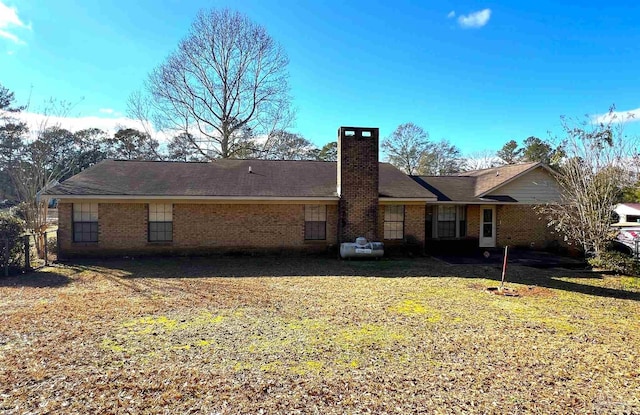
[434,248,587,269]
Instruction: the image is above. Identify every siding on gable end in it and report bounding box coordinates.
[486,168,562,203]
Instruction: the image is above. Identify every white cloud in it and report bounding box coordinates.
[15,111,171,143]
[0,1,30,44]
[457,9,491,29]
[593,108,640,124]
[99,108,115,114]
[447,10,456,19]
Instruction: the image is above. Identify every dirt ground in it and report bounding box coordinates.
[1,256,639,414]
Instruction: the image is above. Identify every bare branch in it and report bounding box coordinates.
[141,8,292,159]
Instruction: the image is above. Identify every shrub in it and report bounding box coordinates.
[0,211,27,272]
[588,251,640,276]
[46,233,58,255]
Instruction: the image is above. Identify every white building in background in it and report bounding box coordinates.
[614,203,640,225]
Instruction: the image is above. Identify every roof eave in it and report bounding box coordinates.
[47,194,341,202]
[379,197,435,203]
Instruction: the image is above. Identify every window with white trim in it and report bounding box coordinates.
[384,205,405,240]
[437,206,457,238]
[305,205,326,240]
[434,205,466,238]
[149,203,173,242]
[73,203,98,242]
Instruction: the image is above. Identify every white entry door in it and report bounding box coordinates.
[479,205,496,248]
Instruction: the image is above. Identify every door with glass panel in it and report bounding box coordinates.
[479,205,496,247]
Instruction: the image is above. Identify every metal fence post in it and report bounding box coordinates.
[24,235,30,272]
[3,238,8,277]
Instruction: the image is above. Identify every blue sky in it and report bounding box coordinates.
[2,0,640,154]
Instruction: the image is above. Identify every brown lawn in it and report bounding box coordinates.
[1,256,639,414]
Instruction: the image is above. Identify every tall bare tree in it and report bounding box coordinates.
[139,8,292,159]
[539,108,639,258]
[382,123,430,175]
[420,139,463,175]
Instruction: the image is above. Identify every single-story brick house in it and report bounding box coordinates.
[45,126,564,257]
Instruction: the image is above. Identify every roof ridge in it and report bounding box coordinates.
[460,161,540,176]
[109,158,335,164]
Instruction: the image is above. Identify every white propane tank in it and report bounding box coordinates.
[340,237,384,259]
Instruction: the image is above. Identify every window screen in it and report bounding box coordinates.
[384,205,404,240]
[437,206,456,238]
[73,203,98,242]
[149,204,173,242]
[305,205,326,240]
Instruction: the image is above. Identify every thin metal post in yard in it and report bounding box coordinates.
[24,235,30,272]
[500,245,509,290]
[3,238,8,277]
[44,232,49,266]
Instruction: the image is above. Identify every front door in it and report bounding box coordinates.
[479,205,496,248]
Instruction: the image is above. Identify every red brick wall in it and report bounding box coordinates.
[377,205,425,245]
[58,202,338,257]
[466,205,480,239]
[496,204,563,249]
[428,204,563,250]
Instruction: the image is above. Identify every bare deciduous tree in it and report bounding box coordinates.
[538,108,639,258]
[140,8,292,159]
[420,139,463,175]
[462,149,501,171]
[4,95,84,253]
[382,123,430,175]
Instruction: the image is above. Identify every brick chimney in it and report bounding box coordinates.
[337,126,379,242]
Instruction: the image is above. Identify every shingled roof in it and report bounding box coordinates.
[411,162,547,203]
[46,159,436,200]
[460,162,542,196]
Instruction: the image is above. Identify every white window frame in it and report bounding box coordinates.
[384,205,405,240]
[433,205,466,239]
[73,203,99,242]
[304,205,327,240]
[148,203,173,242]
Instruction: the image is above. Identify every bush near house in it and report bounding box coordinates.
[588,251,640,276]
[0,211,26,274]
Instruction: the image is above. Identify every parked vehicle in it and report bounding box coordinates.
[0,199,17,207]
[612,225,640,257]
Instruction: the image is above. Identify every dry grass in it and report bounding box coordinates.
[1,256,640,414]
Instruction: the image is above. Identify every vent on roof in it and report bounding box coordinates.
[248,166,253,174]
